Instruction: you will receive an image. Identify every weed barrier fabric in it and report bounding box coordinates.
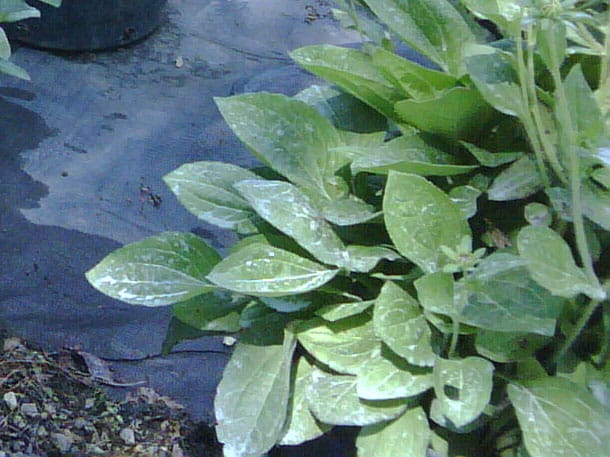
[0,1,358,454]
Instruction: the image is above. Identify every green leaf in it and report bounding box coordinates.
[214,93,343,198]
[536,19,566,77]
[508,377,610,457]
[459,0,519,32]
[371,46,457,99]
[357,349,433,400]
[433,356,494,428]
[0,28,10,60]
[583,181,610,231]
[344,245,401,272]
[356,407,431,457]
[384,171,471,273]
[294,84,388,133]
[394,86,495,139]
[460,253,565,335]
[373,281,436,367]
[0,58,30,80]
[464,44,525,117]
[290,45,404,120]
[517,225,605,300]
[315,299,375,322]
[39,0,61,7]
[307,369,408,426]
[86,232,220,306]
[415,272,460,317]
[207,243,338,297]
[487,156,543,201]
[215,331,297,457]
[279,357,331,445]
[172,290,245,332]
[564,65,605,146]
[319,195,380,226]
[0,0,40,22]
[363,0,478,76]
[475,330,550,363]
[448,185,481,219]
[460,141,522,167]
[163,161,259,233]
[349,133,478,177]
[235,180,346,266]
[297,316,380,375]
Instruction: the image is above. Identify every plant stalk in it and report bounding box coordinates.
[552,299,600,365]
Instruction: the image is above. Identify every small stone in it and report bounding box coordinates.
[119,427,136,445]
[3,392,18,410]
[175,56,184,68]
[3,337,25,352]
[37,425,48,437]
[51,432,74,452]
[172,444,185,457]
[20,403,39,417]
[84,397,95,409]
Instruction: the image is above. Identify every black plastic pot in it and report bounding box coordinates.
[5,0,167,51]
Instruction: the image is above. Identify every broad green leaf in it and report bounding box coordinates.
[414,272,460,317]
[172,290,246,332]
[290,45,404,120]
[297,316,380,375]
[363,0,478,76]
[86,232,220,306]
[279,357,331,445]
[0,28,10,60]
[235,180,346,266]
[207,243,338,297]
[319,195,380,226]
[215,331,296,457]
[464,44,525,117]
[487,156,543,201]
[0,58,29,80]
[0,0,40,22]
[356,407,430,457]
[214,93,343,198]
[433,356,494,428]
[564,65,605,146]
[349,134,478,177]
[508,377,610,457]
[583,181,610,230]
[373,281,436,367]
[460,141,522,167]
[260,295,312,313]
[448,185,481,219]
[344,245,400,272]
[384,171,471,273]
[475,330,550,363]
[307,369,408,426]
[40,0,62,6]
[315,299,375,322]
[371,47,457,99]
[357,349,433,400]
[517,225,605,300]
[163,161,259,233]
[460,253,565,335]
[294,84,388,133]
[460,0,520,32]
[395,87,495,139]
[536,19,566,78]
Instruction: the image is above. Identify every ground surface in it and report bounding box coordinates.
[0,0,358,455]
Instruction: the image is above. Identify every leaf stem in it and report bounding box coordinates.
[552,299,600,365]
[525,29,567,184]
[448,316,459,358]
[516,26,551,189]
[545,29,597,283]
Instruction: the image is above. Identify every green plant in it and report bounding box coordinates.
[86,1,610,456]
[0,0,61,79]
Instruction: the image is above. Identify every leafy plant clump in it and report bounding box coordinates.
[0,0,61,79]
[87,1,610,456]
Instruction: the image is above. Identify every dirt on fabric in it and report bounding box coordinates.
[0,336,222,457]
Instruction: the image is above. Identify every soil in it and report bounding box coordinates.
[0,335,222,457]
